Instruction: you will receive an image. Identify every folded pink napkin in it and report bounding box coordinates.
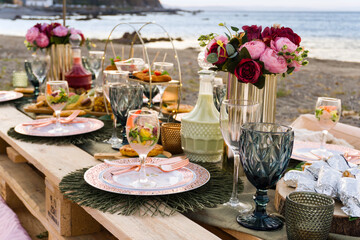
[22,110,88,128]
[0,196,31,240]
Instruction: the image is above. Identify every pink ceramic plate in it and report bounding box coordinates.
[84,158,210,196]
[291,140,360,162]
[14,117,104,137]
[0,91,23,103]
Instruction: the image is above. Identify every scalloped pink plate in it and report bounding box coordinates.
[291,140,360,162]
[14,117,104,137]
[84,158,210,196]
[0,91,23,102]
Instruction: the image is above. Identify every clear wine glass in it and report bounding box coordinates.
[153,62,174,117]
[103,71,129,147]
[45,81,69,133]
[88,51,104,90]
[312,97,341,159]
[31,52,50,96]
[126,110,160,188]
[237,122,294,231]
[219,99,260,213]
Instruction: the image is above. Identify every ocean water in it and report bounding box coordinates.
[1,10,360,62]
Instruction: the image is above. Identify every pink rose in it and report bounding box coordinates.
[40,23,49,32]
[260,48,288,74]
[234,58,262,84]
[26,27,39,43]
[240,41,266,60]
[205,35,229,65]
[35,33,49,48]
[272,37,297,53]
[53,25,69,37]
[289,60,301,72]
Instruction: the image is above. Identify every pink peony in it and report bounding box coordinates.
[35,33,49,48]
[289,60,301,72]
[40,23,49,32]
[26,27,39,43]
[240,41,266,60]
[205,35,229,65]
[70,28,81,35]
[53,25,69,37]
[260,48,288,74]
[271,37,297,53]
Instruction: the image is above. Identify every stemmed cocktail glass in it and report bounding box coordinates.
[219,99,260,213]
[312,97,341,159]
[126,110,160,188]
[45,81,69,133]
[31,52,50,97]
[237,123,294,231]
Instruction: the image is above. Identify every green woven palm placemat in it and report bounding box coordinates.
[59,163,242,216]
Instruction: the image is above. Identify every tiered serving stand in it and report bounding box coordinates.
[101,22,182,112]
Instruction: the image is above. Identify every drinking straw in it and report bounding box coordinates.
[151,51,160,68]
[162,53,167,62]
[121,46,124,60]
[110,41,116,59]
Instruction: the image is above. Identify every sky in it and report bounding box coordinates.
[160,0,360,11]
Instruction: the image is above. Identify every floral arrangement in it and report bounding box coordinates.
[25,23,85,51]
[198,24,309,89]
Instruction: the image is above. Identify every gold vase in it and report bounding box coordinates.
[47,44,72,81]
[226,73,278,123]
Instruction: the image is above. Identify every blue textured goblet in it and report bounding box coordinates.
[237,122,294,231]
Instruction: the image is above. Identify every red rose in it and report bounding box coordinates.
[242,25,262,41]
[208,42,227,65]
[276,27,301,46]
[262,26,301,46]
[234,59,262,84]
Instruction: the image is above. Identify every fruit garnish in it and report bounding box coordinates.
[154,71,162,76]
[110,56,121,65]
[142,68,149,73]
[47,88,68,104]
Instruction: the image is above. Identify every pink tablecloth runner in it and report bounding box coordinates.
[0,196,30,240]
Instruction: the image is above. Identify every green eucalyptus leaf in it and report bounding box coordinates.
[229,38,240,48]
[253,75,265,89]
[287,67,295,74]
[225,32,231,40]
[242,32,248,44]
[207,53,219,64]
[226,44,236,56]
[239,47,251,59]
[231,26,239,32]
[227,60,239,74]
[228,52,238,59]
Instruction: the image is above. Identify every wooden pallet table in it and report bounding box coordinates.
[0,104,258,240]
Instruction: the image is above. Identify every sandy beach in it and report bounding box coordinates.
[0,34,359,127]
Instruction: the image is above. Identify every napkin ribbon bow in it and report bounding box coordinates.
[22,110,87,128]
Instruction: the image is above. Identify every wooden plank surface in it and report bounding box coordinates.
[0,104,220,240]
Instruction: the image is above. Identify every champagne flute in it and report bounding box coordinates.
[219,99,260,212]
[126,110,160,188]
[88,51,104,90]
[312,97,341,159]
[45,81,69,132]
[103,71,128,147]
[31,53,50,96]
